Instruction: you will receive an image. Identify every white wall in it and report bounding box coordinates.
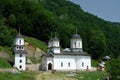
[15,38,24,45]
[51,48,60,53]
[70,39,82,49]
[46,57,53,70]
[53,55,76,71]
[76,56,91,70]
[52,41,59,47]
[45,55,91,71]
[14,53,26,70]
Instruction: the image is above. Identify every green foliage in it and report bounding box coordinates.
[0,17,17,47]
[106,58,120,80]
[24,36,47,52]
[0,46,14,60]
[91,59,99,67]
[0,0,119,59]
[0,57,12,68]
[0,72,37,80]
[74,71,107,80]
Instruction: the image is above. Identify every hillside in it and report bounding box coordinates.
[0,36,47,68]
[0,0,120,59]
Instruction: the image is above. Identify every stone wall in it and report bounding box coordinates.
[26,63,41,71]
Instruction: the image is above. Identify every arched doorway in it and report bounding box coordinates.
[48,63,52,70]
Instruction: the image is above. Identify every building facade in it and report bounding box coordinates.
[42,33,91,71]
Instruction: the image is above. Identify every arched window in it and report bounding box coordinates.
[61,62,63,67]
[20,60,22,63]
[20,54,22,57]
[68,62,70,67]
[79,42,80,47]
[21,46,24,50]
[19,40,21,44]
[19,65,22,69]
[82,62,84,67]
[16,46,19,50]
[74,42,76,47]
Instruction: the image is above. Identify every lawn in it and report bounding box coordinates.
[74,71,107,80]
[0,71,38,80]
[36,71,107,80]
[0,57,12,68]
[0,71,107,80]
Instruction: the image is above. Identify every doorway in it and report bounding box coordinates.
[48,63,52,70]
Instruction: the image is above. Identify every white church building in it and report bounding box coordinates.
[42,33,91,71]
[13,33,27,70]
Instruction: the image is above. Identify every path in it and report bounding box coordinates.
[36,71,78,80]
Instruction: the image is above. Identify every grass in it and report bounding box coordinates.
[74,71,107,80]
[36,71,107,80]
[0,71,38,80]
[24,36,48,52]
[28,57,42,63]
[91,59,99,67]
[0,46,14,60]
[0,57,12,68]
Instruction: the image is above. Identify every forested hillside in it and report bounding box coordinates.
[0,0,120,59]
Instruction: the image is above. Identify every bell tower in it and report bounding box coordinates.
[14,31,27,70]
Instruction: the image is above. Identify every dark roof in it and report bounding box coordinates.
[16,33,23,38]
[43,50,90,57]
[55,51,90,56]
[43,53,54,57]
[14,49,27,54]
[48,38,53,42]
[52,37,59,41]
[72,34,81,39]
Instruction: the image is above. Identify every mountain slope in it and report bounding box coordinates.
[0,0,119,59]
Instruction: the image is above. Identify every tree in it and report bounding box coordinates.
[106,58,120,80]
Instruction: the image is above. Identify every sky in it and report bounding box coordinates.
[69,0,120,22]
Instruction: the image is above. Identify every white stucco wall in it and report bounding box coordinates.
[46,57,53,70]
[52,41,59,47]
[51,48,60,53]
[14,53,26,70]
[70,39,82,49]
[53,55,76,71]
[15,38,24,45]
[76,56,91,70]
[44,55,91,71]
[54,55,91,71]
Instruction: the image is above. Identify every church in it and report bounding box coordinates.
[42,33,91,71]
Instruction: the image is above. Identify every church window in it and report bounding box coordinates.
[20,54,22,57]
[68,62,70,67]
[61,62,63,67]
[21,46,24,50]
[82,62,84,67]
[79,42,80,47]
[74,42,76,47]
[19,40,21,44]
[20,60,22,63]
[19,65,22,69]
[16,46,19,50]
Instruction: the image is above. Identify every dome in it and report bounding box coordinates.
[48,38,53,42]
[16,33,23,38]
[72,34,81,39]
[52,37,59,41]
